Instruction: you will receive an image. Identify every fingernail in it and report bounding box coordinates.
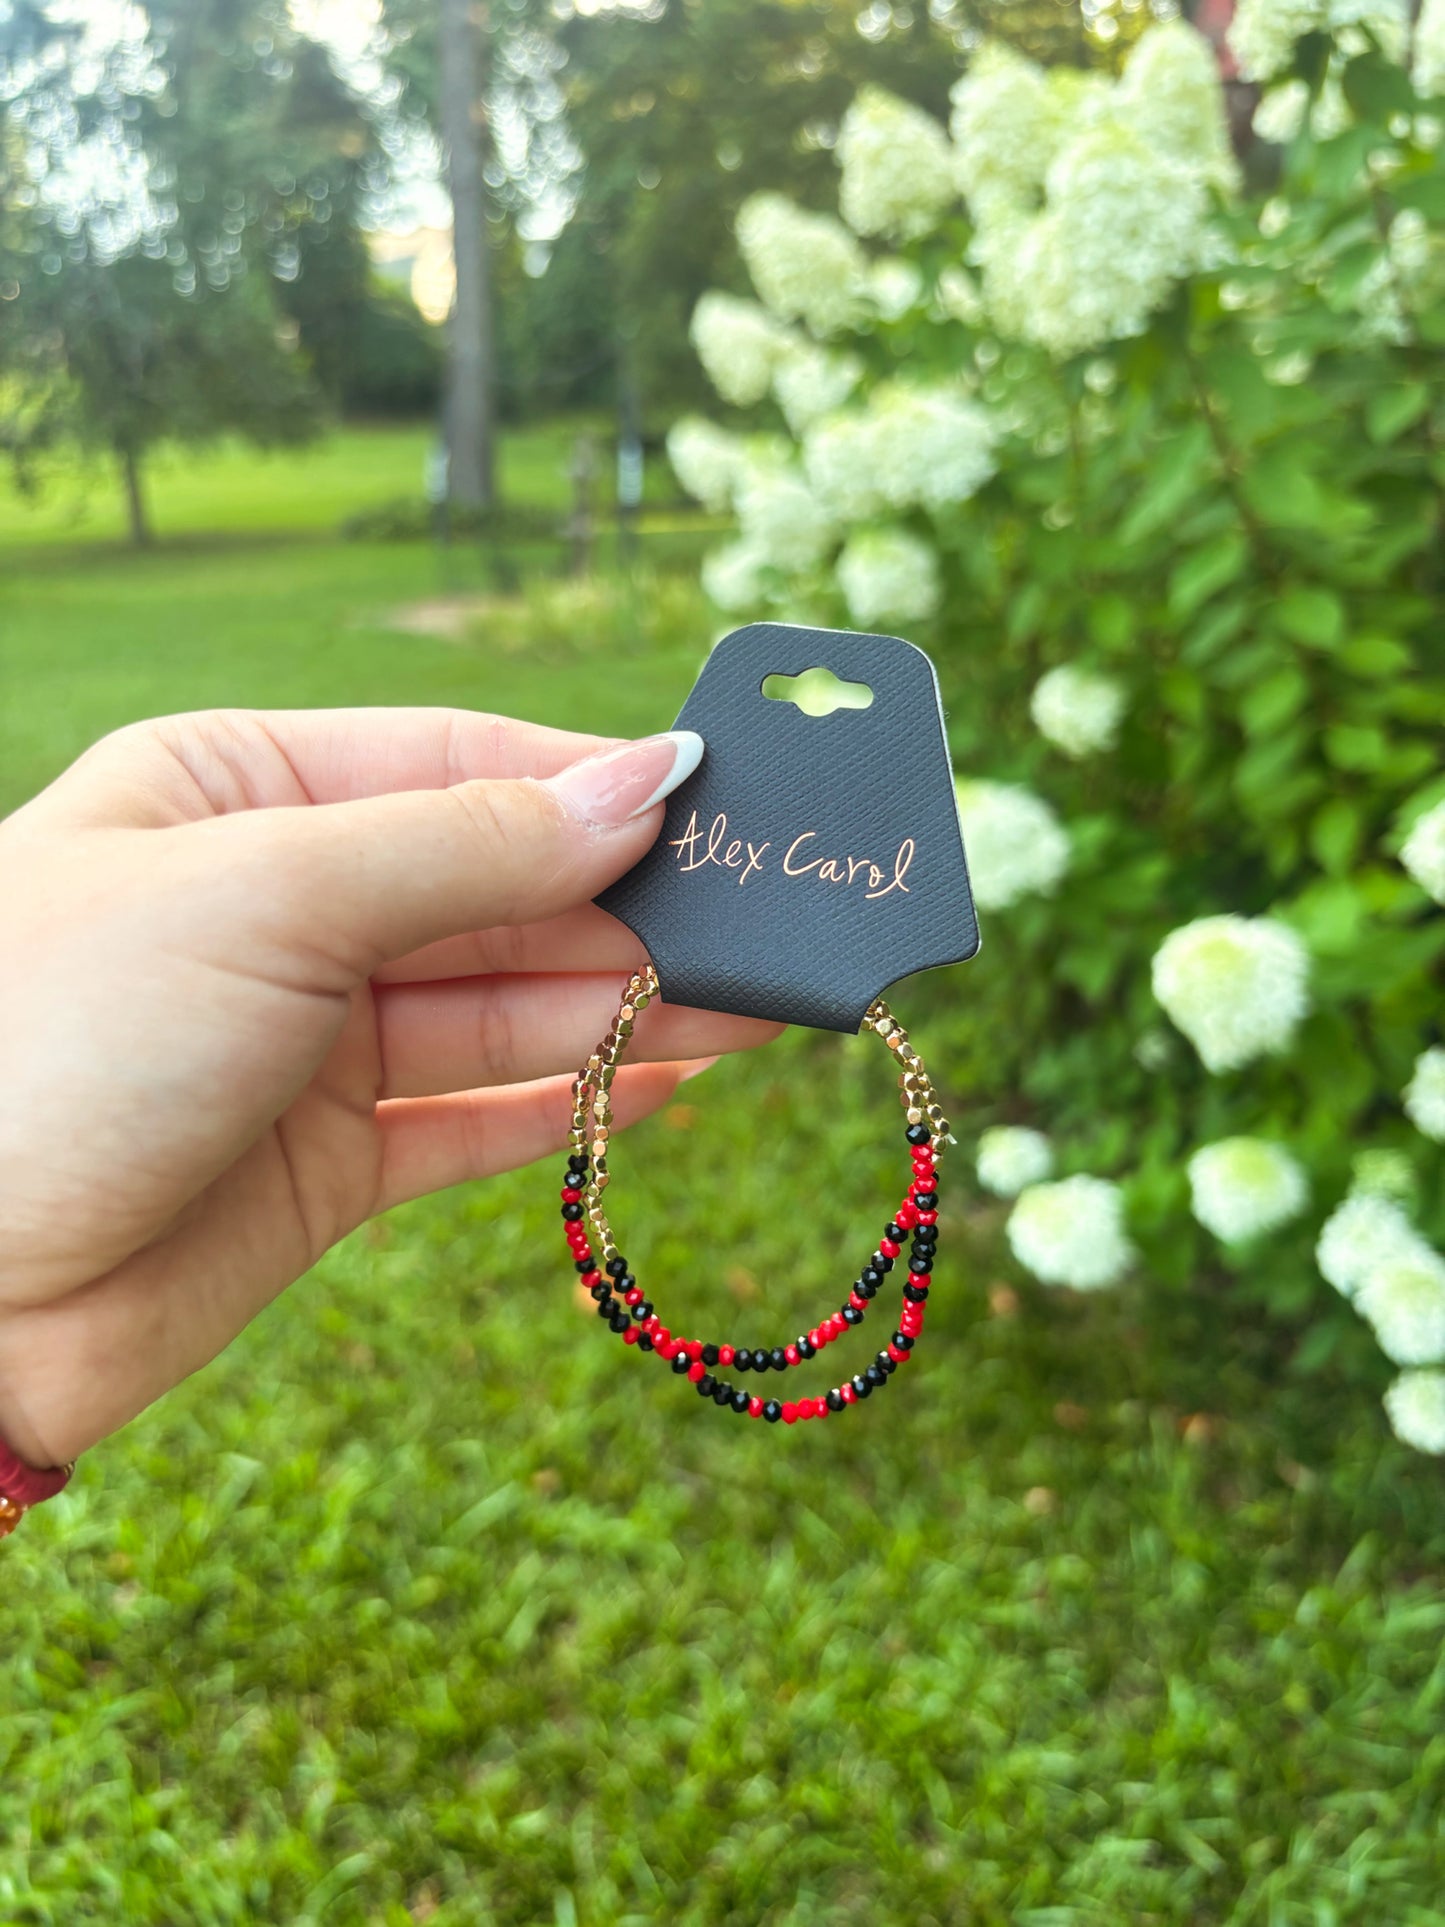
[545,731,704,828]
[680,1055,719,1082]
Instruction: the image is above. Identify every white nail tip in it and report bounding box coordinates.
[634,730,705,816]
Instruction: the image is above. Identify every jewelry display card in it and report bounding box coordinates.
[597,622,980,1032]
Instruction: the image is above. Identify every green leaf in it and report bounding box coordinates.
[1117,424,1213,545]
[1339,634,1413,678]
[1324,722,1389,772]
[1169,533,1249,621]
[1241,665,1311,736]
[1366,382,1430,445]
[1276,586,1346,651]
[1309,797,1364,875]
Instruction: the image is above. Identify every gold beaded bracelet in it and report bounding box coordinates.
[556,966,949,1426]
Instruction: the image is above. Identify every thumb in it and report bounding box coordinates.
[235,730,704,968]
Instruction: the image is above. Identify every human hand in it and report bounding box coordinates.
[0,708,775,1468]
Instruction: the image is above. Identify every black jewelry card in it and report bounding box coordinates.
[597,622,979,1032]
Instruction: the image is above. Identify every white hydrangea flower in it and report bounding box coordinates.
[1357,1249,1445,1365]
[1400,800,1445,903]
[1417,0,1445,96]
[1007,1175,1135,1290]
[700,540,771,614]
[1316,1192,1431,1299]
[1333,0,1410,62]
[1119,20,1240,192]
[1030,665,1126,759]
[801,411,883,521]
[771,342,861,436]
[836,86,955,239]
[869,383,998,514]
[1404,1047,1445,1141]
[666,417,747,512]
[866,257,925,321]
[1384,1369,1445,1453]
[1187,1138,1309,1243]
[835,527,941,627]
[950,42,1062,210]
[735,192,866,337]
[953,778,1070,911]
[735,470,834,572]
[935,264,985,324]
[1253,81,1310,144]
[1229,0,1326,81]
[1151,915,1310,1073]
[689,293,790,406]
[977,1126,1054,1198]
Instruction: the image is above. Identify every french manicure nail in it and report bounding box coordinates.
[545,731,704,828]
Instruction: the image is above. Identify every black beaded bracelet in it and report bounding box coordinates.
[558,966,946,1425]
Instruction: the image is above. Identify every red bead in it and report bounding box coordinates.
[808,1327,825,1349]
[901,1317,923,1337]
[580,1270,601,1288]
[896,1203,919,1230]
[561,1187,583,1203]
[917,1210,938,1226]
[782,1402,798,1424]
[719,1344,735,1367]
[879,1238,901,1259]
[840,1383,857,1404]
[826,1315,844,1339]
[622,1326,639,1346]
[848,1291,867,1312]
[749,1396,764,1418]
[657,1340,675,1360]
[687,1340,704,1362]
[784,1344,801,1367]
[887,1343,906,1362]
[652,1325,670,1347]
[687,1361,705,1382]
[911,1161,933,1179]
[624,1287,644,1307]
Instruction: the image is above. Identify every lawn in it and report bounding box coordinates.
[3,425,1445,1927]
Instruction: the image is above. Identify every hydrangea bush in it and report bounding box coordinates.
[668,13,1445,1451]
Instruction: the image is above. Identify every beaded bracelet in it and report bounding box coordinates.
[560,965,949,1424]
[0,1438,73,1540]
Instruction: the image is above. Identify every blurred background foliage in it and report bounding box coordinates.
[3,2,1445,1923]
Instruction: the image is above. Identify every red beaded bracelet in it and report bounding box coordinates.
[0,1438,73,1539]
[562,965,948,1423]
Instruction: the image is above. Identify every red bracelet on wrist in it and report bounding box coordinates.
[0,1438,73,1539]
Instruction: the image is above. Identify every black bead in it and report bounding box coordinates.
[763,1400,783,1423]
[731,1388,751,1413]
[893,1331,915,1351]
[560,1168,582,1190]
[575,1258,596,1274]
[769,1348,788,1372]
[885,1222,906,1244]
[826,1388,845,1411]
[912,1231,938,1252]
[750,1350,768,1373]
[856,1277,878,1301]
[595,1293,614,1316]
[797,1336,816,1360]
[860,1266,883,1290]
[702,1344,720,1368]
[733,1348,753,1371]
[906,1123,931,1146]
[567,1152,589,1172]
[638,1334,655,1352]
[712,1380,732,1405]
[589,1282,610,1302]
[913,1191,939,1211]
[903,1283,930,1304]
[613,1274,636,1297]
[864,1363,886,1389]
[561,1201,584,1222]
[850,1373,873,1400]
[605,1255,629,1278]
[876,1350,897,1375]
[671,1351,691,1375]
[608,1308,630,1333]
[873,1253,895,1274]
[909,1256,933,1276]
[635,1299,654,1322]
[696,1373,716,1397]
[841,1305,864,1327]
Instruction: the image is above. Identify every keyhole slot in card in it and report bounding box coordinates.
[761,666,875,719]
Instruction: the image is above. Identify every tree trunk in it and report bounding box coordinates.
[438,0,495,513]
[119,444,152,548]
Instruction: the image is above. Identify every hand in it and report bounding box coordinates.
[0,707,776,1467]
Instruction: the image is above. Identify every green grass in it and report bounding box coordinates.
[4,425,1445,1926]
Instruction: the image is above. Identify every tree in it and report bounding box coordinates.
[437,0,494,509]
[0,0,384,544]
